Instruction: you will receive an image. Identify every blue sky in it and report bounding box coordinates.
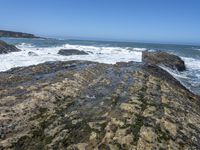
[0,0,200,44]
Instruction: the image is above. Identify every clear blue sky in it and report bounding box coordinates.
[0,0,200,44]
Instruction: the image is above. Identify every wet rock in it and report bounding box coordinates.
[142,51,186,71]
[0,40,20,54]
[0,60,199,149]
[28,51,38,56]
[58,49,88,56]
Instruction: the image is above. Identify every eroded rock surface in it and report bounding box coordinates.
[0,40,20,54]
[142,51,186,71]
[0,60,199,150]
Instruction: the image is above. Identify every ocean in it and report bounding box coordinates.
[0,37,200,95]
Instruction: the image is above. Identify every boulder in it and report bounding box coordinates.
[0,40,20,54]
[58,49,88,56]
[28,51,38,56]
[142,51,186,71]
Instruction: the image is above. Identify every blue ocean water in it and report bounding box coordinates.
[1,37,200,95]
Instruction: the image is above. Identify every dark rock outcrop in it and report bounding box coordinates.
[142,51,186,71]
[58,49,88,56]
[0,60,199,149]
[28,51,38,56]
[0,30,39,38]
[0,40,20,54]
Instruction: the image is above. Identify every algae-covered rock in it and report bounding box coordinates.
[0,60,199,149]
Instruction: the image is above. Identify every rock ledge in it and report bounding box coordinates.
[0,59,199,150]
[142,51,186,71]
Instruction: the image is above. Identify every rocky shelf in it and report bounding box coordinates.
[0,54,200,149]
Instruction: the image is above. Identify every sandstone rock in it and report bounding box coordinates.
[163,120,177,137]
[120,103,140,113]
[139,126,157,143]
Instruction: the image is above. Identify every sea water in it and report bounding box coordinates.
[0,37,200,95]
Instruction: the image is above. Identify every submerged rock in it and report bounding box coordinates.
[0,60,199,149]
[58,49,88,56]
[28,51,38,56]
[142,51,186,71]
[0,40,20,54]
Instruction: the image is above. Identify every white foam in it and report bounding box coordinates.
[181,57,200,70]
[17,43,35,48]
[132,48,147,51]
[160,57,200,95]
[160,57,200,81]
[0,44,144,72]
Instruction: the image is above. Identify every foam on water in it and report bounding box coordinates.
[0,39,199,95]
[0,43,145,72]
[160,56,200,95]
[182,57,200,70]
[17,43,35,48]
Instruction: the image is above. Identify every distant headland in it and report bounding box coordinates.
[0,30,41,38]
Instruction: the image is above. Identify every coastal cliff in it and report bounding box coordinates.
[0,30,39,38]
[0,54,200,149]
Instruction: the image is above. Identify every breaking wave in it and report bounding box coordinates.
[0,43,147,71]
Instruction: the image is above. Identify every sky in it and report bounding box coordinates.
[0,0,200,45]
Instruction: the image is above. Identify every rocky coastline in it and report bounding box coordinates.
[0,30,40,39]
[0,51,200,149]
[0,40,20,54]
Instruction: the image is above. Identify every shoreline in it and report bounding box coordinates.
[0,38,199,96]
